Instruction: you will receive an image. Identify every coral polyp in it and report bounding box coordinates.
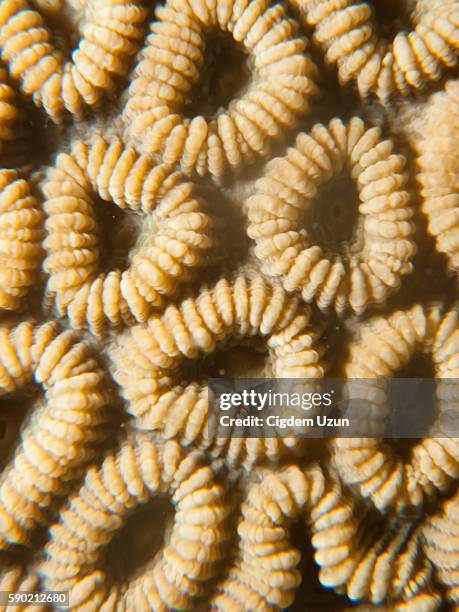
[0,67,19,153]
[0,170,44,310]
[247,116,415,315]
[42,136,212,335]
[0,320,110,549]
[109,273,326,469]
[123,0,319,178]
[294,0,459,103]
[332,304,459,512]
[418,79,459,272]
[38,435,230,610]
[0,0,147,120]
[212,463,326,610]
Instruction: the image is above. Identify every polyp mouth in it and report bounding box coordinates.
[94,199,141,273]
[307,170,363,256]
[184,32,251,120]
[107,497,175,583]
[180,337,269,382]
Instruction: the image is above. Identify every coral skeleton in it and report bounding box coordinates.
[43,135,211,335]
[0,0,456,609]
[110,273,325,469]
[38,435,230,610]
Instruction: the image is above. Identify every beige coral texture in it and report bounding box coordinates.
[0,0,147,120]
[42,135,211,335]
[294,0,459,103]
[0,0,457,610]
[332,304,459,513]
[109,273,325,468]
[38,435,230,610]
[418,78,459,272]
[247,116,416,315]
[0,321,110,550]
[123,0,319,178]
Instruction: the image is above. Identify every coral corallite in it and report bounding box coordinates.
[0,0,147,120]
[294,0,459,103]
[0,320,111,549]
[123,0,319,178]
[0,169,44,310]
[42,135,212,336]
[109,273,326,469]
[0,67,19,153]
[247,116,416,315]
[38,435,230,610]
[423,485,459,605]
[212,463,326,610]
[332,303,459,512]
[418,79,459,273]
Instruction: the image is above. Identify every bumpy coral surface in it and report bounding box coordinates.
[0,0,147,120]
[0,67,19,153]
[307,472,441,609]
[294,0,459,103]
[0,320,111,549]
[0,170,44,310]
[247,116,416,315]
[423,484,459,604]
[124,0,319,178]
[38,435,230,609]
[0,561,45,611]
[418,79,459,272]
[332,304,459,512]
[0,0,457,610]
[212,463,326,610]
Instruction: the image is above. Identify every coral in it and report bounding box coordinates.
[247,116,415,315]
[408,306,459,484]
[38,434,230,610]
[0,0,456,608]
[0,169,44,311]
[0,0,147,121]
[306,475,361,592]
[423,485,459,604]
[353,520,439,608]
[418,79,459,272]
[213,464,440,610]
[0,320,110,549]
[211,463,326,610]
[307,475,440,609]
[0,67,19,154]
[123,0,319,179]
[294,0,459,103]
[332,303,459,512]
[43,135,212,336]
[331,305,425,512]
[0,560,46,611]
[109,273,326,469]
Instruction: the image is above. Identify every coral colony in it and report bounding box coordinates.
[0,0,457,609]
